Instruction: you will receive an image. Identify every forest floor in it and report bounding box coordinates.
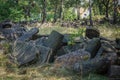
[0,23,120,80]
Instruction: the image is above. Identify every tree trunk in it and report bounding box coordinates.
[89,0,93,26]
[77,7,80,20]
[42,0,47,23]
[113,0,118,24]
[53,4,58,23]
[104,0,110,18]
[60,0,64,22]
[106,5,109,18]
[98,1,102,15]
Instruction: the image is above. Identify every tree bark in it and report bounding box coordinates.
[60,0,64,22]
[105,5,109,18]
[42,0,47,23]
[98,0,102,15]
[102,0,110,18]
[53,3,58,23]
[89,0,93,26]
[113,0,118,24]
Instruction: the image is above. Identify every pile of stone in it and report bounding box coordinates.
[0,21,120,78]
[0,21,27,41]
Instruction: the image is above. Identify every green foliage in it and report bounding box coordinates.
[46,13,54,22]
[0,0,120,22]
[2,43,12,54]
[68,28,85,45]
[64,8,77,21]
[0,1,11,21]
[9,8,24,22]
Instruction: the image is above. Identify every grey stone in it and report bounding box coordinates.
[85,27,100,39]
[85,38,101,58]
[54,49,90,68]
[12,41,51,66]
[17,28,39,42]
[109,65,120,78]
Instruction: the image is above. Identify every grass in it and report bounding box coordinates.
[26,22,120,40]
[1,22,120,80]
[0,58,108,80]
[96,24,120,40]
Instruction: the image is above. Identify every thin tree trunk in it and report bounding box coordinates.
[105,0,110,18]
[89,0,93,26]
[98,4,102,15]
[53,4,58,23]
[113,0,118,24]
[60,0,63,23]
[105,5,109,18]
[77,7,80,20]
[42,0,47,23]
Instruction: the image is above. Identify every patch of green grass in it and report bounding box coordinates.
[95,24,120,39]
[83,74,108,80]
[38,26,78,35]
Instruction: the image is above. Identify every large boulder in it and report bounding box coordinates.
[85,38,101,58]
[54,49,90,68]
[85,27,100,39]
[109,65,120,80]
[73,57,110,76]
[1,21,13,29]
[101,40,116,53]
[11,40,51,66]
[45,30,64,52]
[56,42,86,57]
[17,28,39,42]
[116,38,120,50]
[0,23,27,41]
[44,30,64,62]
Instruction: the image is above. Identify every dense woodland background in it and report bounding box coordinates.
[0,0,120,25]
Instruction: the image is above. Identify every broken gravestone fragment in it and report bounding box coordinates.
[56,43,85,57]
[1,27,26,40]
[56,42,86,56]
[101,40,116,53]
[17,27,39,42]
[12,41,39,66]
[73,57,110,76]
[44,30,64,62]
[1,21,13,29]
[85,27,100,39]
[11,41,51,66]
[34,37,47,46]
[54,49,90,68]
[109,65,120,80]
[95,47,104,57]
[85,38,101,58]
[45,30,64,52]
[115,38,120,50]
[0,22,27,41]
